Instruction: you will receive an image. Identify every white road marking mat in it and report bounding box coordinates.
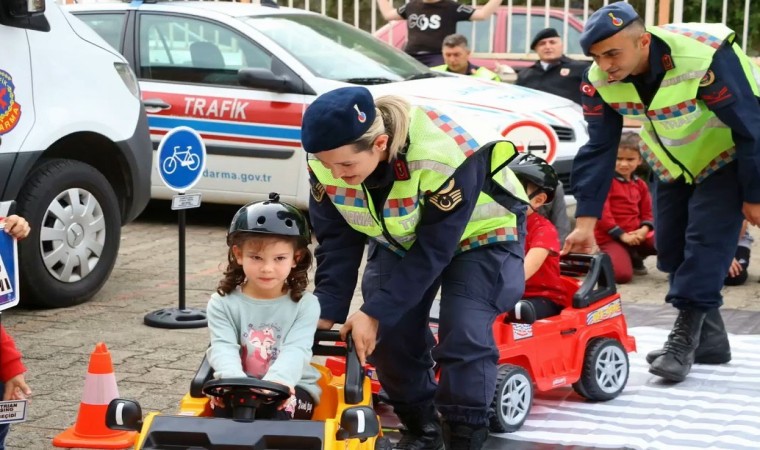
[498,326,760,450]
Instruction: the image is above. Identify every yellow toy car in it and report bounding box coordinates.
[105,330,391,450]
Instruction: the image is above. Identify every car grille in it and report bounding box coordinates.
[558,171,573,195]
[551,125,575,142]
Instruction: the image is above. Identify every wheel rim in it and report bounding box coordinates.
[39,188,107,282]
[594,345,628,394]
[499,372,531,425]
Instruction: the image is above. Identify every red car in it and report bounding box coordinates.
[374,6,587,75]
[327,253,636,432]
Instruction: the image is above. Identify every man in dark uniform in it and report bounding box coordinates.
[376,0,502,67]
[562,2,760,383]
[516,27,590,105]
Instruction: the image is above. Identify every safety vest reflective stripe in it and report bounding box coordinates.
[340,210,376,227]
[694,147,736,183]
[470,201,510,222]
[640,142,675,182]
[326,185,366,207]
[660,69,707,87]
[646,99,698,120]
[459,227,518,253]
[658,117,727,146]
[422,107,480,156]
[383,195,420,217]
[408,159,456,177]
[661,24,725,49]
[608,102,646,115]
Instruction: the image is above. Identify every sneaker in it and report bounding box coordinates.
[632,256,648,276]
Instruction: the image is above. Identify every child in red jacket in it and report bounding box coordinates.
[595,133,657,284]
[506,154,568,323]
[0,215,32,449]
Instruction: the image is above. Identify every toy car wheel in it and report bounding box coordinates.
[489,364,533,433]
[573,338,629,401]
[374,436,393,450]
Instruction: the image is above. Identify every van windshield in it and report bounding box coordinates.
[245,14,432,84]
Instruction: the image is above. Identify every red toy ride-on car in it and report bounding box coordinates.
[326,253,636,433]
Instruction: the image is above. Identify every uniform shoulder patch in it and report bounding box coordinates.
[699,69,715,87]
[311,182,326,202]
[429,179,463,212]
[580,82,596,97]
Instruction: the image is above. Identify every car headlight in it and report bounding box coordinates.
[114,62,140,99]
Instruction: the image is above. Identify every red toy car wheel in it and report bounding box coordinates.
[489,364,533,433]
[573,338,630,401]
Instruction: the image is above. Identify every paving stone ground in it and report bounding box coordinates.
[3,201,759,449]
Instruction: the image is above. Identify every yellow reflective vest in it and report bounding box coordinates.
[431,64,502,82]
[588,23,760,183]
[308,105,527,255]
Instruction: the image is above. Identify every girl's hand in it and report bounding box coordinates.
[727,258,742,278]
[207,395,225,409]
[3,374,31,401]
[0,215,31,240]
[275,384,295,411]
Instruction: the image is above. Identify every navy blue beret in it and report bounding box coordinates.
[531,28,560,50]
[301,86,377,154]
[580,2,641,56]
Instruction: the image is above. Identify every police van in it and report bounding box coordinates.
[66,0,588,211]
[1,0,152,308]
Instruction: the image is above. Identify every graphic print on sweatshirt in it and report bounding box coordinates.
[241,324,282,377]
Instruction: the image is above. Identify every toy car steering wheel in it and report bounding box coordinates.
[202,377,291,404]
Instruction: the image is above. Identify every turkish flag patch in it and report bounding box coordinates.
[581,82,596,97]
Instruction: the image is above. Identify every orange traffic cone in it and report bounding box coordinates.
[52,342,137,449]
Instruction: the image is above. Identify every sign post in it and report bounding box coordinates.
[145,126,208,329]
[0,201,28,425]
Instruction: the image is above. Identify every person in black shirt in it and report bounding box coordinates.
[377,0,502,66]
[516,27,590,105]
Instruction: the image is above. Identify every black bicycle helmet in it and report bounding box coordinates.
[228,192,311,245]
[509,153,559,203]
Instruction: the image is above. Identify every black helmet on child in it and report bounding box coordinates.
[509,153,559,203]
[228,192,311,246]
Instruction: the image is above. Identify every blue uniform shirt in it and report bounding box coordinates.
[309,150,512,327]
[572,34,760,218]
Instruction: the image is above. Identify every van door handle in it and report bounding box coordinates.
[143,99,171,111]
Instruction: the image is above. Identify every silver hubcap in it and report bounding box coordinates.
[499,372,531,425]
[40,188,106,282]
[594,345,628,394]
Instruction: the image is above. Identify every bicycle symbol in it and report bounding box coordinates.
[162,145,201,175]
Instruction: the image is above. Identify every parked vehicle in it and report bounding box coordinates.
[67,1,587,209]
[374,6,587,74]
[1,0,152,308]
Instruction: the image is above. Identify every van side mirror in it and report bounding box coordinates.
[0,0,49,31]
[8,0,45,16]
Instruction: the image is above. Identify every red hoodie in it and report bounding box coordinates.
[0,325,26,383]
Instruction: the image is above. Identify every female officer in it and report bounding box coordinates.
[302,86,527,450]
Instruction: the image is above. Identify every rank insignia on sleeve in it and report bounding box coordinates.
[311,182,326,202]
[429,179,463,212]
[699,69,715,87]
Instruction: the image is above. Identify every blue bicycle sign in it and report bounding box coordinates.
[157,126,206,192]
[162,145,201,175]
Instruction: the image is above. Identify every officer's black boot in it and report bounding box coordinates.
[442,421,489,450]
[645,308,731,364]
[393,404,444,450]
[648,308,706,382]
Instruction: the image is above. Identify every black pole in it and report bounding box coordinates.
[178,205,186,311]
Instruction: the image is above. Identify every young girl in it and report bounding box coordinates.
[594,133,657,284]
[207,193,321,420]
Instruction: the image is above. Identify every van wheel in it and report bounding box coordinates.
[15,159,121,308]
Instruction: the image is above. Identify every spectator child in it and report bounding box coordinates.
[0,215,33,450]
[507,154,568,323]
[594,133,656,284]
[206,194,321,420]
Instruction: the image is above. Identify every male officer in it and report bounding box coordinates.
[516,27,590,105]
[562,2,760,383]
[431,34,501,81]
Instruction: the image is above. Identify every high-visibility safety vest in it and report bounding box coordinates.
[587,23,760,183]
[308,106,528,256]
[431,64,502,82]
